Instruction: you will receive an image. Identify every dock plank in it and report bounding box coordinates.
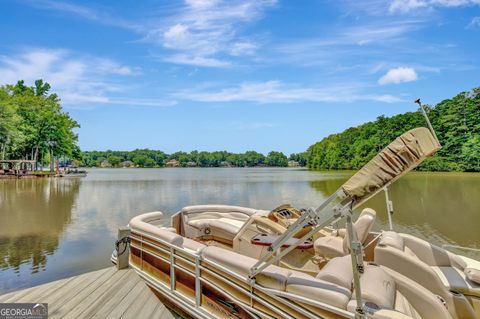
[0,267,174,319]
[49,268,120,318]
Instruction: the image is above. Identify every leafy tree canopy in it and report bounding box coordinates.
[306,88,480,172]
[0,80,80,169]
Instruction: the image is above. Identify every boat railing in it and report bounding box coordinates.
[129,228,354,319]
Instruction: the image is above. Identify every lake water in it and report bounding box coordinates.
[1,168,480,293]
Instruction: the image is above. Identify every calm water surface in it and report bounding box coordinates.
[1,168,480,293]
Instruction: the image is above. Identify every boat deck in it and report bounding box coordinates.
[0,267,179,319]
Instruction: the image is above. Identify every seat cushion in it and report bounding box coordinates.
[201,246,291,290]
[182,238,207,253]
[357,264,396,309]
[286,272,351,309]
[188,218,243,242]
[379,231,405,251]
[394,291,421,319]
[465,268,480,285]
[314,236,346,259]
[316,255,353,289]
[354,208,377,243]
[209,220,242,240]
[432,266,480,297]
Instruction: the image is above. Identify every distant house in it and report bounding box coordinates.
[220,161,231,167]
[186,161,197,167]
[120,160,134,168]
[288,160,300,167]
[166,159,180,167]
[100,160,112,168]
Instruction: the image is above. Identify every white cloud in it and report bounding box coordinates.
[378,67,418,85]
[468,16,480,28]
[25,0,143,32]
[146,0,276,67]
[389,0,480,13]
[230,41,258,56]
[0,48,174,107]
[164,54,230,67]
[178,80,403,104]
[272,20,422,68]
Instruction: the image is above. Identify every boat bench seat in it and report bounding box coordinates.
[375,231,480,298]
[201,246,352,309]
[188,218,244,243]
[181,205,268,243]
[375,231,479,318]
[129,212,207,254]
[345,262,453,319]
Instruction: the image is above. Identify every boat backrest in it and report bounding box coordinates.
[316,255,353,289]
[383,266,454,319]
[342,208,377,252]
[129,211,207,254]
[346,264,453,319]
[201,246,352,309]
[375,231,476,319]
[286,272,352,309]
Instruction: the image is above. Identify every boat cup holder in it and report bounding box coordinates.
[204,227,211,235]
[363,302,380,315]
[252,234,268,242]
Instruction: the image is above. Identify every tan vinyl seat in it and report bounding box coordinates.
[347,263,453,319]
[129,211,207,254]
[202,246,292,290]
[181,205,265,243]
[201,246,352,308]
[286,272,352,309]
[316,255,353,289]
[315,254,453,318]
[374,231,478,319]
[314,208,376,259]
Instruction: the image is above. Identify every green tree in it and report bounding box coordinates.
[107,155,121,167]
[306,88,480,172]
[266,151,288,167]
[0,80,80,169]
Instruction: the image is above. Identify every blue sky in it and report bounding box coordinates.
[0,0,479,154]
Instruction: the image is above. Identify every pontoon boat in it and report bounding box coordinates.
[119,104,480,318]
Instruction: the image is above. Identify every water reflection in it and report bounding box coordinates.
[0,168,479,293]
[309,172,480,258]
[0,179,79,279]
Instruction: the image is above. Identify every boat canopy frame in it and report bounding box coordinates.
[250,121,441,318]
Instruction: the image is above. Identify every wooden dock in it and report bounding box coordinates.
[0,267,179,319]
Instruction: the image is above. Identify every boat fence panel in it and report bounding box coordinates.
[129,229,351,319]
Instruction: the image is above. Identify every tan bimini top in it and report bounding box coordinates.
[342,127,440,203]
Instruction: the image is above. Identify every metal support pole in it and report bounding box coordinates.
[415,98,440,146]
[383,187,394,230]
[170,247,175,291]
[346,212,366,319]
[195,257,201,307]
[250,191,348,277]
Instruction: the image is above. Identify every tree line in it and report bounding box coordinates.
[3,79,478,172]
[306,88,480,172]
[80,149,307,168]
[0,80,79,168]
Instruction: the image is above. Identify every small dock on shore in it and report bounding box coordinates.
[0,267,179,319]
